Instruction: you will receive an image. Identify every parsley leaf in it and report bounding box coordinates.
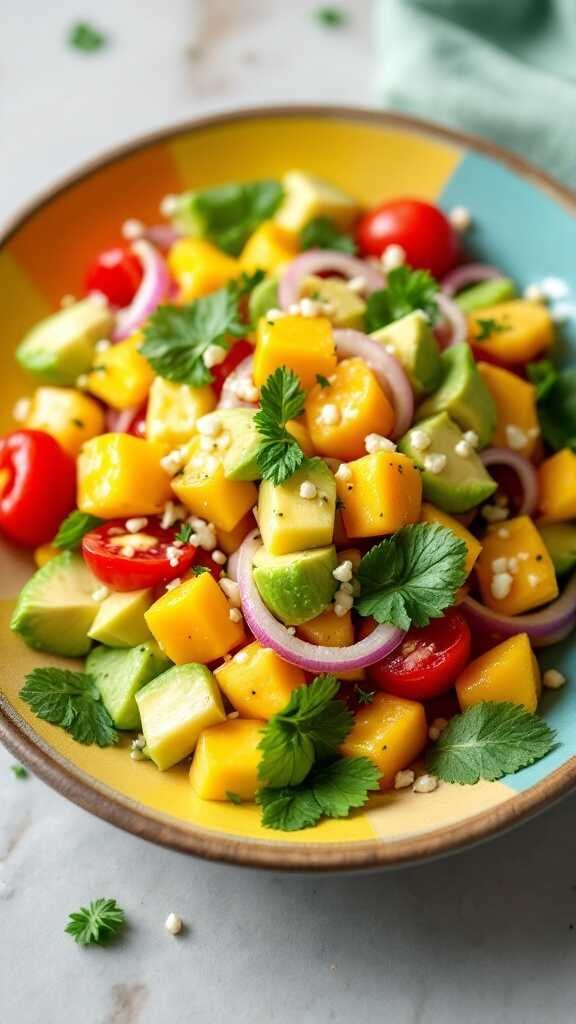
[254,367,306,484]
[315,373,331,388]
[315,6,347,27]
[300,217,356,254]
[474,318,509,341]
[175,522,194,545]
[526,359,558,401]
[527,363,576,451]
[257,757,380,831]
[355,523,468,631]
[54,510,102,550]
[170,180,284,256]
[65,898,125,946]
[20,668,118,747]
[426,702,556,784]
[68,22,107,52]
[11,764,28,779]
[190,565,210,576]
[365,266,439,331]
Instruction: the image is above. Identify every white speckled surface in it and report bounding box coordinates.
[2,2,576,1020]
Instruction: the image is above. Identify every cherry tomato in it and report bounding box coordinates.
[367,608,471,701]
[210,340,254,397]
[0,430,76,547]
[85,246,143,308]
[356,199,458,279]
[82,518,196,590]
[192,549,223,581]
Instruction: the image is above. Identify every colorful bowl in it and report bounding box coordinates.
[1,107,575,871]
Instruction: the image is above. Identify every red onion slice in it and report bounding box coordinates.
[105,405,142,434]
[112,239,171,341]
[144,224,182,251]
[333,329,414,439]
[237,531,405,671]
[463,573,576,648]
[441,263,502,298]
[217,354,256,409]
[480,447,538,516]
[434,292,468,348]
[278,250,384,310]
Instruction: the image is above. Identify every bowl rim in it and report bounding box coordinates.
[1,103,575,872]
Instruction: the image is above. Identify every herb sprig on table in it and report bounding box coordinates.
[65,898,125,946]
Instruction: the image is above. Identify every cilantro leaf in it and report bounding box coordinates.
[68,22,107,52]
[300,217,356,254]
[257,757,380,831]
[315,374,331,388]
[474,317,509,341]
[190,565,210,576]
[11,764,28,779]
[169,180,284,256]
[365,266,439,331]
[65,898,125,946]
[426,702,556,784]
[254,367,306,484]
[54,511,102,550]
[315,6,347,27]
[20,668,118,747]
[226,791,244,805]
[527,363,576,451]
[526,359,558,400]
[355,523,468,631]
[175,522,194,545]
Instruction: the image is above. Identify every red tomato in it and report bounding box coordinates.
[0,430,76,547]
[210,340,254,397]
[192,549,223,581]
[356,199,458,279]
[367,608,471,701]
[85,246,143,308]
[82,518,196,590]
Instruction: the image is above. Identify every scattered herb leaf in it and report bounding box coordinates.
[354,686,375,705]
[315,6,347,28]
[365,266,439,331]
[20,668,118,747]
[175,522,194,545]
[257,757,379,831]
[65,898,125,946]
[11,764,28,779]
[190,565,210,577]
[169,180,284,256]
[527,359,558,401]
[54,511,102,550]
[527,363,576,451]
[68,22,107,52]
[300,216,356,254]
[474,318,509,341]
[226,791,244,805]
[254,367,306,484]
[315,373,331,388]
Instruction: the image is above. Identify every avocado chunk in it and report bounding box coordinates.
[86,642,170,730]
[301,275,366,329]
[258,458,336,555]
[11,551,99,657]
[417,343,496,447]
[16,297,113,386]
[87,589,154,648]
[275,170,359,233]
[371,311,442,396]
[399,412,497,513]
[135,663,225,770]
[218,409,261,481]
[249,277,279,325]
[253,545,338,625]
[455,277,517,314]
[539,523,576,578]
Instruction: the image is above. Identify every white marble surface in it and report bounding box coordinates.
[2,2,576,1021]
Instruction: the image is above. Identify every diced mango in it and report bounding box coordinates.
[78,434,172,518]
[296,608,364,681]
[190,719,265,801]
[285,418,315,456]
[145,377,216,447]
[420,502,481,576]
[216,512,255,555]
[168,238,239,301]
[136,664,226,770]
[86,333,154,410]
[145,571,244,664]
[239,221,298,274]
[337,451,422,538]
[305,358,395,461]
[341,693,427,789]
[215,641,305,719]
[469,301,553,367]
[456,633,541,713]
[24,386,105,457]
[34,543,60,568]
[172,436,257,532]
[475,515,558,615]
[477,362,539,458]
[537,449,576,522]
[253,315,337,391]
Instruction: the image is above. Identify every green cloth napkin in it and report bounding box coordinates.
[376,0,576,189]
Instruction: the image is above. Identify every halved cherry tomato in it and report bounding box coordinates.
[210,340,254,397]
[85,246,143,308]
[366,608,471,701]
[0,430,76,548]
[82,518,196,590]
[356,199,458,279]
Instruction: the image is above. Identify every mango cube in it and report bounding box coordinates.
[136,663,226,770]
[456,633,541,713]
[253,315,337,391]
[146,377,216,447]
[475,515,558,615]
[190,718,265,800]
[296,608,364,681]
[168,238,239,301]
[24,386,105,457]
[477,362,539,458]
[420,502,481,576]
[537,449,576,522]
[305,358,395,461]
[337,451,422,538]
[86,333,154,410]
[469,300,553,367]
[172,436,257,532]
[341,693,427,789]
[239,221,298,274]
[78,433,172,517]
[216,512,256,556]
[145,571,245,664]
[215,641,305,719]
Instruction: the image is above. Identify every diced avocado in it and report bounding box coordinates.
[258,458,336,555]
[253,545,338,625]
[135,663,225,770]
[87,589,154,648]
[249,277,279,324]
[371,311,442,396]
[417,343,496,447]
[10,552,99,657]
[219,409,261,481]
[301,275,366,329]
[455,277,517,314]
[275,170,359,233]
[86,642,170,730]
[399,412,497,513]
[16,297,113,386]
[539,523,576,578]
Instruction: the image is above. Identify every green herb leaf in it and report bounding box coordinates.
[474,318,509,341]
[68,22,107,52]
[65,898,125,946]
[254,367,306,484]
[526,359,558,400]
[355,523,467,631]
[226,791,244,805]
[54,511,102,550]
[175,522,194,545]
[190,565,210,577]
[526,363,576,451]
[257,757,379,831]
[315,6,347,27]
[353,686,375,705]
[300,217,356,254]
[20,668,118,747]
[365,266,439,331]
[426,702,556,784]
[170,180,284,256]
[315,373,331,388]
[11,764,28,779]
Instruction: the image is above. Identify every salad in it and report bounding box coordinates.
[3,170,573,832]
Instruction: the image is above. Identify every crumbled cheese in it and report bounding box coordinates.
[12,397,31,422]
[228,607,242,624]
[413,773,439,794]
[394,769,415,790]
[497,527,510,539]
[505,424,528,450]
[454,439,471,458]
[161,500,186,529]
[463,430,480,449]
[288,303,301,315]
[199,435,218,453]
[299,481,318,500]
[211,549,227,566]
[76,374,89,389]
[507,556,519,574]
[423,453,447,474]
[94,338,111,353]
[91,585,110,602]
[338,581,354,595]
[491,557,508,574]
[165,546,181,561]
[365,433,396,454]
[449,206,472,231]
[160,448,186,477]
[432,717,448,733]
[540,276,570,301]
[300,297,321,318]
[215,432,230,451]
[523,283,546,303]
[120,545,136,558]
[527,573,540,588]
[196,414,222,437]
[132,734,146,751]
[482,504,509,523]
[160,194,178,217]
[490,572,513,600]
[219,577,241,606]
[60,293,76,308]
[543,668,566,690]
[335,463,352,482]
[348,275,367,294]
[333,589,354,617]
[227,710,240,719]
[203,344,227,369]
[381,244,406,271]
[517,551,530,561]
[286,626,296,636]
[230,378,259,404]
[189,521,217,552]
[385,344,397,355]
[165,577,182,591]
[410,429,431,452]
[265,308,286,323]
[168,557,179,568]
[318,403,340,426]
[333,560,353,584]
[121,218,145,240]
[125,517,148,534]
[234,650,248,664]
[164,913,183,935]
[130,749,146,761]
[428,725,442,741]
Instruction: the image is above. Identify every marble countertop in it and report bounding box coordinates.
[2,2,576,1021]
